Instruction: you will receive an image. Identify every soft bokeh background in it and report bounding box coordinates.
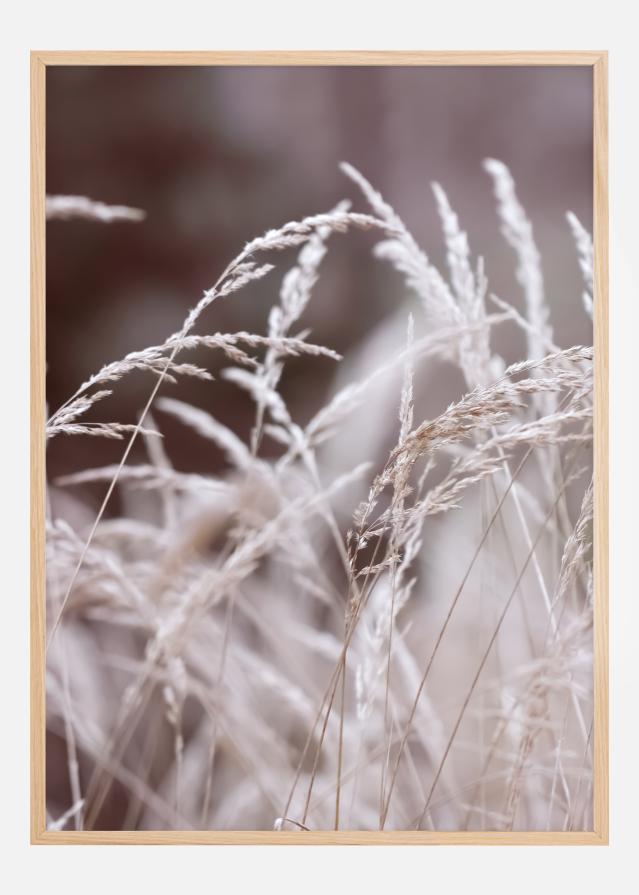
[46,64,592,495]
[45,64,594,832]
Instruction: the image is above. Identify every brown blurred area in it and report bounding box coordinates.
[46,65,592,489]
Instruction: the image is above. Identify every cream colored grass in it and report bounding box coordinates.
[45,162,594,833]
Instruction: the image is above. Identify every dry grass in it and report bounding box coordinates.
[45,162,594,833]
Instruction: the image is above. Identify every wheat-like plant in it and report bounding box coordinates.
[45,162,594,833]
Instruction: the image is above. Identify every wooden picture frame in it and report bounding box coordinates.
[31,50,608,845]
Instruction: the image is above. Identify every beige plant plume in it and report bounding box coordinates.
[45,162,594,834]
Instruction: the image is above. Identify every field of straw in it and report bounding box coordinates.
[45,160,594,832]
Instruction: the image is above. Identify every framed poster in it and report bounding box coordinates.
[31,51,608,844]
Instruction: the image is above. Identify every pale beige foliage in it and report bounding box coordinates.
[45,162,593,834]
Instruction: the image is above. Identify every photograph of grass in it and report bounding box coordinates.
[37,56,605,838]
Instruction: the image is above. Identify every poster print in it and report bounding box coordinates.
[35,55,606,841]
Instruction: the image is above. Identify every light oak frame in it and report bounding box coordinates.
[30,50,608,845]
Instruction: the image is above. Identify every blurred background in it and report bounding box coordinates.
[45,65,594,832]
[46,65,593,486]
